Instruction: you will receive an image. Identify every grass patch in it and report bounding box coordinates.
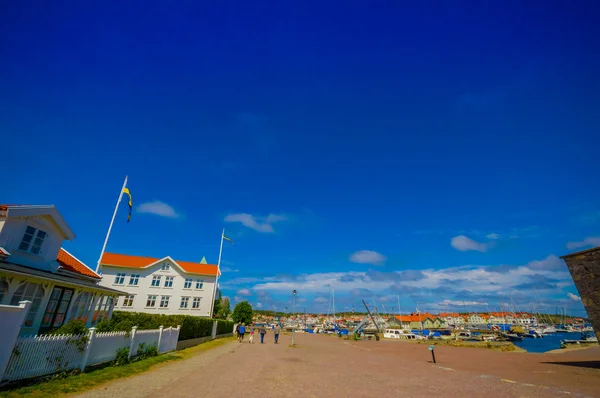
[0,337,236,398]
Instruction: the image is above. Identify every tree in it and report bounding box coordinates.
[232,301,253,325]
[213,290,222,319]
[218,296,231,319]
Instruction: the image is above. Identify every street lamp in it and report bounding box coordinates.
[292,290,297,346]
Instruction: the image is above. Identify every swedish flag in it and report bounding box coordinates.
[122,188,132,222]
[223,234,233,244]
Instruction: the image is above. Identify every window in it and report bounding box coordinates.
[164,276,174,288]
[123,295,135,307]
[129,274,140,286]
[18,226,47,255]
[114,273,126,285]
[180,296,189,309]
[11,282,44,327]
[159,296,170,308]
[184,278,192,289]
[195,280,204,289]
[91,296,113,325]
[192,297,201,309]
[40,286,74,330]
[146,295,157,307]
[151,275,162,287]
[161,263,170,271]
[69,291,91,322]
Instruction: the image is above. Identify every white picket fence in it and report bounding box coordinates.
[2,325,180,383]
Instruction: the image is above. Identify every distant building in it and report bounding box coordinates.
[0,204,125,335]
[98,253,219,317]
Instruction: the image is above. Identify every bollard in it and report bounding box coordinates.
[428,345,436,364]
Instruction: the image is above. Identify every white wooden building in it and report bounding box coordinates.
[0,204,126,336]
[98,252,219,317]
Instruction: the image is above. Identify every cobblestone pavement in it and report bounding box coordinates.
[76,333,600,398]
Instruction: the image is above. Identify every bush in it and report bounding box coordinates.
[99,311,218,341]
[50,319,88,336]
[216,320,235,335]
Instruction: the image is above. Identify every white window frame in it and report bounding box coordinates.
[164,276,174,288]
[195,280,204,290]
[114,273,126,285]
[123,294,135,307]
[151,275,162,287]
[159,295,170,308]
[184,278,192,289]
[129,274,140,286]
[18,226,47,255]
[180,296,190,309]
[192,297,201,309]
[161,263,170,271]
[146,295,157,308]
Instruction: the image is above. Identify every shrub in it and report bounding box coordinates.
[232,301,253,325]
[50,319,88,336]
[99,311,219,341]
[216,320,235,335]
[114,347,130,366]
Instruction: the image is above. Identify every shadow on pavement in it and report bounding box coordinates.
[541,361,600,369]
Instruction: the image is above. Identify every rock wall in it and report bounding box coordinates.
[561,247,600,341]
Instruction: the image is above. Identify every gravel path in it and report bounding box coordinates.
[76,333,600,398]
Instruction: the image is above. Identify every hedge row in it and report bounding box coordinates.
[96,311,234,341]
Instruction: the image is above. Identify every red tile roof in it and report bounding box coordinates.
[57,248,100,279]
[101,252,219,276]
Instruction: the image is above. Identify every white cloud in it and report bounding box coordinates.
[221,267,239,273]
[314,297,329,304]
[566,236,600,250]
[486,233,500,240]
[438,299,488,307]
[256,302,263,309]
[137,201,180,218]
[224,213,288,233]
[233,296,243,302]
[526,255,564,271]
[567,293,581,302]
[349,250,387,265]
[237,288,252,296]
[451,235,488,252]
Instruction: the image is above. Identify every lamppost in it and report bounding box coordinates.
[292,290,297,346]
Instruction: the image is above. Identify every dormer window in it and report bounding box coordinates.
[161,263,170,271]
[19,226,47,255]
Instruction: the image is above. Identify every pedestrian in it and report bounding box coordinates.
[235,324,240,340]
[248,324,255,344]
[259,324,267,344]
[238,323,246,343]
[274,324,281,344]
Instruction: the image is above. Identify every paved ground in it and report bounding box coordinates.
[76,333,600,398]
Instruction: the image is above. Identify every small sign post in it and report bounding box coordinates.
[428,345,436,364]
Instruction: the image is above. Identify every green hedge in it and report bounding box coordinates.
[216,319,235,335]
[95,311,233,341]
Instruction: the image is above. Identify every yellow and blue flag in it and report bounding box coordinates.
[223,234,233,244]
[122,187,132,222]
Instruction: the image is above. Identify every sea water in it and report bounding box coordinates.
[512,332,581,353]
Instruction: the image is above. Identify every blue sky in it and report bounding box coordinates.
[2,1,599,316]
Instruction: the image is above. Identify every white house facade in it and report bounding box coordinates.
[98,252,219,317]
[0,205,126,336]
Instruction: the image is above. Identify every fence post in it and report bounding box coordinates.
[212,321,217,339]
[0,301,31,381]
[174,325,181,351]
[128,326,137,359]
[157,325,164,352]
[80,327,96,371]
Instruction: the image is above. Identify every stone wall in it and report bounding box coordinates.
[561,247,600,341]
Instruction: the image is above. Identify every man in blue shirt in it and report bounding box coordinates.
[238,323,246,343]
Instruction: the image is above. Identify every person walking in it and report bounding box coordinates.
[248,324,255,344]
[259,324,267,344]
[235,324,240,341]
[274,324,281,344]
[238,323,246,343]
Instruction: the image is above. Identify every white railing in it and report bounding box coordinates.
[1,325,180,383]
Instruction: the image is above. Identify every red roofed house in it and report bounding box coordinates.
[98,252,220,317]
[0,205,126,335]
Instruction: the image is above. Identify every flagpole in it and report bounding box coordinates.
[96,176,128,274]
[210,228,225,318]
